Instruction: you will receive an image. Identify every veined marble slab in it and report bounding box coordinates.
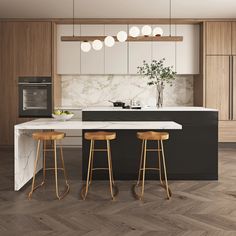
[15,119,182,190]
[15,119,182,130]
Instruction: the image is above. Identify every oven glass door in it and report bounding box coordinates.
[19,84,52,117]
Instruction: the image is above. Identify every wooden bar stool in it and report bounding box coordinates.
[81,131,118,200]
[134,131,171,200]
[28,131,70,200]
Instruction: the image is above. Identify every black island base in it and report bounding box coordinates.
[82,109,218,181]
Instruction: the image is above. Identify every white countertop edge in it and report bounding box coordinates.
[82,106,218,112]
[15,119,182,130]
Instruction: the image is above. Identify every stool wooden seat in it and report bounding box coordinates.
[81,131,118,200]
[84,131,116,141]
[32,131,65,141]
[134,131,171,200]
[28,131,69,200]
[137,131,169,141]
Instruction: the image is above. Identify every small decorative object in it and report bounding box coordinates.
[137,58,176,108]
[52,110,74,121]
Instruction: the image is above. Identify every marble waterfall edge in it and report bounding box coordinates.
[61,75,193,108]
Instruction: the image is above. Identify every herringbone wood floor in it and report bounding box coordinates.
[0,146,236,235]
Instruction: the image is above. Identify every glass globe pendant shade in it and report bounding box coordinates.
[81,41,91,52]
[92,39,103,50]
[117,31,128,42]
[129,26,140,37]
[104,36,115,47]
[153,27,164,36]
[141,25,152,36]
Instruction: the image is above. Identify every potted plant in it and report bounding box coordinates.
[137,58,176,108]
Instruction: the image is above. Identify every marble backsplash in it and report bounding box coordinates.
[61,75,193,108]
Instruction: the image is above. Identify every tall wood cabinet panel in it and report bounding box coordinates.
[57,24,81,74]
[205,56,230,120]
[232,22,236,55]
[104,25,128,74]
[152,25,176,69]
[206,22,231,55]
[80,25,104,74]
[176,24,200,74]
[15,22,52,76]
[128,25,152,74]
[0,22,17,145]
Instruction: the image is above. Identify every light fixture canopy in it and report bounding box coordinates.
[81,41,91,52]
[117,31,128,42]
[104,36,115,47]
[141,25,152,36]
[129,26,140,37]
[92,39,103,50]
[153,27,164,36]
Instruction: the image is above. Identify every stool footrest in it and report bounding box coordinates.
[140,167,160,171]
[92,167,109,171]
[92,149,108,152]
[146,149,162,151]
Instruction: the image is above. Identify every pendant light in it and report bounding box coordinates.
[104,36,115,47]
[81,41,91,52]
[153,27,163,36]
[141,25,152,36]
[129,26,140,37]
[92,40,103,50]
[117,31,127,42]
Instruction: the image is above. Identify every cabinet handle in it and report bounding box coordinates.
[232,56,234,120]
[229,56,233,120]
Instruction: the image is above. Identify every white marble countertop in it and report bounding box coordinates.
[82,106,218,112]
[15,119,182,130]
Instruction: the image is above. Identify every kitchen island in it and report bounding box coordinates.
[14,119,181,190]
[82,107,218,181]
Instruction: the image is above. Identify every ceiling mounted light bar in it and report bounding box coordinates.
[61,35,183,42]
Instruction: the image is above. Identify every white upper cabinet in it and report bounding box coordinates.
[152,25,176,70]
[128,25,152,74]
[104,25,128,74]
[80,25,105,74]
[176,24,200,74]
[57,25,81,74]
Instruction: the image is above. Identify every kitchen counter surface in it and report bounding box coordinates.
[15,119,182,130]
[82,106,218,112]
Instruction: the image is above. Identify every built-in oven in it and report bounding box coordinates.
[18,77,52,117]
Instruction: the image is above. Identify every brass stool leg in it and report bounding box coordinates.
[54,140,60,199]
[83,140,94,200]
[136,140,144,186]
[108,142,115,185]
[160,140,171,199]
[140,140,147,200]
[28,140,41,199]
[107,140,115,200]
[89,140,95,185]
[42,141,46,185]
[157,140,163,185]
[59,144,70,197]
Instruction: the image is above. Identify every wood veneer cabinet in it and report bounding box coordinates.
[0,21,52,146]
[205,56,230,120]
[15,22,52,76]
[206,22,232,55]
[232,22,236,55]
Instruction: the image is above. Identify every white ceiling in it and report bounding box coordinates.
[0,0,236,19]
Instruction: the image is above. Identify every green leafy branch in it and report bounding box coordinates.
[137,58,176,88]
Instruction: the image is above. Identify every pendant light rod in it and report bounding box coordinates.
[72,0,75,37]
[169,0,172,36]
